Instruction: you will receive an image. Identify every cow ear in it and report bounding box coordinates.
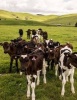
[0,43,3,46]
[29,55,37,60]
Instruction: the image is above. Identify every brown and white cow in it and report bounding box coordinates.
[19,48,47,100]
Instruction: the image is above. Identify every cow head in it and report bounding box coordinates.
[2,42,10,53]
[20,54,30,71]
[68,52,77,68]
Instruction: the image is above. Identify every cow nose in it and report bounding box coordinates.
[4,51,7,53]
[4,51,5,53]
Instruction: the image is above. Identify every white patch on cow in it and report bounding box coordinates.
[37,71,40,85]
[60,46,72,55]
[25,45,27,48]
[42,59,47,84]
[31,82,36,100]
[50,50,52,52]
[43,59,48,67]
[20,71,23,75]
[70,68,75,94]
[61,73,66,96]
[46,40,49,45]
[26,75,31,98]
[39,47,42,50]
[21,55,27,59]
[59,53,65,68]
[46,46,48,48]
[15,56,17,59]
[75,54,77,56]
[70,63,75,68]
[32,57,36,61]
[55,64,58,76]
[33,75,37,80]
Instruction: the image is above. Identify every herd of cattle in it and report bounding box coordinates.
[0,28,77,100]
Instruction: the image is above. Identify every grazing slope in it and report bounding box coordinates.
[44,14,77,26]
[0,10,77,26]
[0,10,57,22]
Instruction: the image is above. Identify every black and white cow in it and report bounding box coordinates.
[44,39,60,71]
[58,45,77,96]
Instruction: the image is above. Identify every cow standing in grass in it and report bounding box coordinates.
[26,29,32,39]
[0,39,27,73]
[20,47,47,100]
[57,44,77,96]
[0,42,19,72]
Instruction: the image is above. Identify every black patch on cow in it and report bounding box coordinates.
[63,53,71,69]
[58,66,62,76]
[62,69,66,73]
[61,49,71,54]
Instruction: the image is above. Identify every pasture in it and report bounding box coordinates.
[0,25,77,100]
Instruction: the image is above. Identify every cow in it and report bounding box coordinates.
[0,42,19,73]
[54,42,73,76]
[26,29,32,39]
[58,45,77,96]
[19,48,47,100]
[37,28,43,36]
[18,29,23,38]
[0,39,27,73]
[42,31,48,41]
[44,39,60,71]
[31,29,36,37]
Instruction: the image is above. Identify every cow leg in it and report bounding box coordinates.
[58,66,62,80]
[26,75,31,98]
[16,59,19,73]
[61,73,66,96]
[47,60,50,71]
[31,76,36,100]
[43,58,47,83]
[42,66,47,84]
[51,59,54,70]
[55,64,58,76]
[70,69,75,94]
[20,71,23,75]
[9,58,13,73]
[37,71,40,85]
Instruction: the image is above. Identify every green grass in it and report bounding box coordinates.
[0,19,48,26]
[0,25,77,100]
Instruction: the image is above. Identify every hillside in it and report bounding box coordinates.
[44,14,77,26]
[0,10,57,22]
[0,10,77,26]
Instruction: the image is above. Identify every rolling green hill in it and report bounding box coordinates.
[44,14,77,26]
[0,10,57,22]
[0,10,77,26]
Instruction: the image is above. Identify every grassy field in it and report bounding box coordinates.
[0,25,77,100]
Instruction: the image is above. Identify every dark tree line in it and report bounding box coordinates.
[75,22,77,27]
